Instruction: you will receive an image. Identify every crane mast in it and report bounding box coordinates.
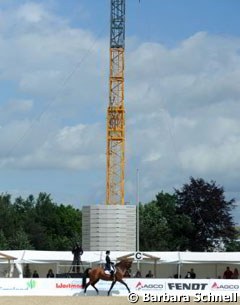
[106,0,125,205]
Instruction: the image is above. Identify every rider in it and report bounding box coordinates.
[105,250,115,278]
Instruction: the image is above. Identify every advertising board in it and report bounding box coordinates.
[0,278,239,296]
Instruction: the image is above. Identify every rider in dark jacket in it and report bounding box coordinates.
[72,243,83,272]
[105,250,114,277]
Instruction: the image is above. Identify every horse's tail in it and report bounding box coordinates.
[82,268,91,288]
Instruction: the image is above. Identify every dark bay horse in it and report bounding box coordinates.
[82,259,132,296]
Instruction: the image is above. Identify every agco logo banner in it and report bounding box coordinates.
[135,281,164,291]
[211,281,239,290]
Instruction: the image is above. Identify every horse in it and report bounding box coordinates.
[82,259,132,296]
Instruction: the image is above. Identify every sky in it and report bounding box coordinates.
[0,0,240,222]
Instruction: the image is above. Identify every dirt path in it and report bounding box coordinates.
[0,296,239,305]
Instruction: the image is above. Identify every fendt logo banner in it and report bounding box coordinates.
[167,282,208,290]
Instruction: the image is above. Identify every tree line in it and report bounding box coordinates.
[0,192,82,250]
[0,177,239,251]
[139,177,239,251]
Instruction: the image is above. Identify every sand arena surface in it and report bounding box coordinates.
[0,296,239,305]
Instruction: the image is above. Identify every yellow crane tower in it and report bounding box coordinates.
[106,0,126,205]
[82,0,137,252]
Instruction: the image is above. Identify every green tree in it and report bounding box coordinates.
[175,177,237,251]
[225,227,240,251]
[139,192,193,251]
[139,201,171,250]
[54,204,82,249]
[9,227,33,250]
[0,230,9,249]
[13,194,47,250]
[155,192,194,250]
[0,193,19,239]
[0,192,82,250]
[31,193,81,250]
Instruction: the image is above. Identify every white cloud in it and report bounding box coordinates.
[0,2,240,206]
[0,99,33,115]
[124,32,240,203]
[17,2,49,23]
[0,121,105,170]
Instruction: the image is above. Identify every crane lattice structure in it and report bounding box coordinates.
[106,0,126,205]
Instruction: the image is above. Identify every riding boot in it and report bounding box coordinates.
[111,271,115,281]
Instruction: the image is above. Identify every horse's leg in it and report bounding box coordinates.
[107,280,116,296]
[91,279,99,295]
[84,280,91,294]
[118,279,130,293]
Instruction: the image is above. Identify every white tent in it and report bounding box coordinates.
[0,250,239,279]
[179,251,240,264]
[0,252,17,277]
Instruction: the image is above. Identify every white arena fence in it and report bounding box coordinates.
[0,278,239,296]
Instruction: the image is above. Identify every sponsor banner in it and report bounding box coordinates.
[0,279,84,296]
[0,278,240,296]
[210,280,240,291]
[166,280,209,293]
[133,279,165,292]
[130,279,240,296]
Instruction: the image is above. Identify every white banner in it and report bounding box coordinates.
[0,278,239,296]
